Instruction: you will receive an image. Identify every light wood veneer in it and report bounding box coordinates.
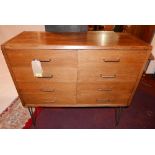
[1,31,151,107]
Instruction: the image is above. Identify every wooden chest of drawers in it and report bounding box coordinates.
[1,31,151,107]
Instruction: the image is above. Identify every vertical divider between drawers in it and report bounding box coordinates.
[76,50,79,104]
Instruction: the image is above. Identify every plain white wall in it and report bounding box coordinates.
[0,25,45,43]
[0,25,45,114]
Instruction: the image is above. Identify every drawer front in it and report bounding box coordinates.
[21,93,76,106]
[7,50,77,67]
[77,82,135,94]
[78,50,147,67]
[79,65,141,77]
[77,93,130,106]
[78,68,138,82]
[17,82,76,94]
[12,67,77,82]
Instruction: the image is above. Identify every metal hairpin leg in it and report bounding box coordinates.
[28,107,36,126]
[115,107,123,127]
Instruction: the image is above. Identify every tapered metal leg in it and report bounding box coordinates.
[28,107,36,126]
[115,107,123,127]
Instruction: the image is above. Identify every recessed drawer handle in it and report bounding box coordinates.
[37,74,53,78]
[39,59,51,63]
[43,100,56,103]
[100,74,116,78]
[97,88,112,91]
[103,58,120,62]
[40,89,55,92]
[96,99,111,103]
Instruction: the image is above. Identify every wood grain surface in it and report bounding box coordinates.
[1,31,152,107]
[2,31,151,50]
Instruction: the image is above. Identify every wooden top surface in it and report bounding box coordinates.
[2,31,152,50]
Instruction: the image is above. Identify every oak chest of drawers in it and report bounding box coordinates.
[1,31,151,108]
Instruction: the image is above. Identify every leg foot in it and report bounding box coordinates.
[28,107,36,127]
[115,107,123,127]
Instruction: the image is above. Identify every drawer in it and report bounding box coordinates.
[77,82,135,94]
[6,50,77,68]
[21,93,76,106]
[78,50,146,75]
[17,82,76,94]
[78,68,138,82]
[78,50,148,67]
[77,93,130,106]
[12,67,77,82]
